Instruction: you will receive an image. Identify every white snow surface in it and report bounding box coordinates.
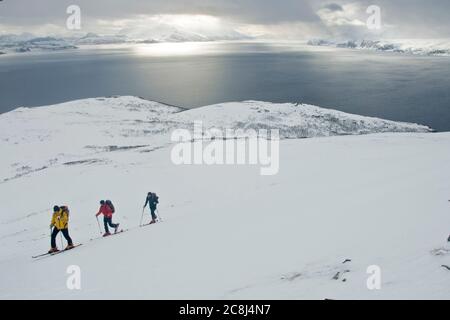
[0,96,449,300]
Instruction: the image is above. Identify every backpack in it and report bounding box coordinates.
[60,206,70,215]
[105,200,115,213]
[150,193,159,205]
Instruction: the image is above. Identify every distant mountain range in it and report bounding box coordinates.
[2,32,448,58]
[307,38,450,56]
[0,28,251,55]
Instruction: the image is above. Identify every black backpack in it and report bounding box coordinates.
[149,193,159,206]
[105,200,115,213]
[60,206,70,215]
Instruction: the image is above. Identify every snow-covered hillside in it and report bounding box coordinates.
[0,96,449,299]
[0,96,430,183]
[172,101,431,138]
[308,39,450,56]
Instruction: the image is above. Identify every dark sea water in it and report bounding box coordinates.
[0,41,449,131]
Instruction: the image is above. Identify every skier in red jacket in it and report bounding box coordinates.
[96,200,120,237]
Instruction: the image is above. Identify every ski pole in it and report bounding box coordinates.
[157,209,163,222]
[140,207,145,227]
[60,232,64,249]
[96,216,102,235]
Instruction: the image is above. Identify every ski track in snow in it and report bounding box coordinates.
[0,96,449,299]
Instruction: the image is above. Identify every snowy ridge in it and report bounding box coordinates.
[172,100,430,138]
[0,96,430,182]
[0,97,183,182]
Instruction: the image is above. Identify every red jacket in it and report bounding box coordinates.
[96,204,113,218]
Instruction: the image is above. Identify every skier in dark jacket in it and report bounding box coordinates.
[143,192,159,224]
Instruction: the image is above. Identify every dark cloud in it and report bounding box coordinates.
[0,0,318,25]
[321,3,344,12]
[0,0,449,38]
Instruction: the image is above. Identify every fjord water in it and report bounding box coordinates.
[0,41,449,131]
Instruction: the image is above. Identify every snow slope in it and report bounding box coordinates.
[0,97,449,300]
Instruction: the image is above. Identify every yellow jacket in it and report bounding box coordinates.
[51,208,69,230]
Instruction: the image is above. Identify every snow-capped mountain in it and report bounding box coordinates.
[138,28,249,43]
[0,96,449,299]
[0,28,250,55]
[73,33,129,45]
[0,34,77,54]
[308,39,450,56]
[116,17,250,43]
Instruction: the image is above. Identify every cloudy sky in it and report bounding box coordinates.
[1,0,449,39]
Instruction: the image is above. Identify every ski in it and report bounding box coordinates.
[105,229,126,237]
[32,252,53,259]
[32,244,82,259]
[140,221,161,227]
[89,229,127,241]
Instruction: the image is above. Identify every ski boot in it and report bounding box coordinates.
[114,224,120,234]
[66,244,75,250]
[103,232,111,237]
[149,219,156,225]
[48,247,59,254]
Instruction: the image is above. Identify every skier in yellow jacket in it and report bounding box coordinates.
[49,205,74,253]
